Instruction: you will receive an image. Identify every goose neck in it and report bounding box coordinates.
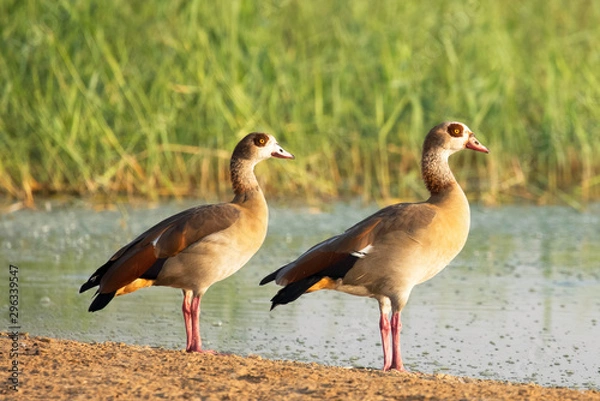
[421,149,456,196]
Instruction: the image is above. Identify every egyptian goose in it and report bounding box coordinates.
[260,122,488,371]
[80,133,293,353]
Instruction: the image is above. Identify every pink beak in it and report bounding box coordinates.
[466,135,489,153]
[271,145,295,159]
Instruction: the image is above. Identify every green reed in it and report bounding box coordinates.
[1,0,599,206]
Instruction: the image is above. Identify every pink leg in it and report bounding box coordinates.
[390,311,406,371]
[182,291,193,352]
[187,293,216,354]
[379,311,392,371]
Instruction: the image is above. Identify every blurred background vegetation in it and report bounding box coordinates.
[1,0,598,207]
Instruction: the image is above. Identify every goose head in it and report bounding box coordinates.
[233,133,295,164]
[424,121,489,160]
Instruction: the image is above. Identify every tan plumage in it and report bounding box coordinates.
[260,121,489,371]
[81,133,294,353]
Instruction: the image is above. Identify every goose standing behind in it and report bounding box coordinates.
[80,133,294,353]
[260,122,488,371]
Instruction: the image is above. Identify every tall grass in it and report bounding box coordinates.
[1,0,599,206]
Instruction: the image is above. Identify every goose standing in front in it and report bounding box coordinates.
[80,133,294,353]
[260,122,488,371]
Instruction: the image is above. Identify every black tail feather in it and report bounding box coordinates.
[265,254,360,309]
[259,269,279,286]
[79,261,113,293]
[79,279,99,294]
[88,291,116,312]
[269,277,321,310]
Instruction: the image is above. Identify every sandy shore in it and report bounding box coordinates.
[2,333,598,401]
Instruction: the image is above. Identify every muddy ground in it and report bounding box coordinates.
[1,333,598,400]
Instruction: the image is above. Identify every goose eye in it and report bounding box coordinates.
[254,135,268,147]
[447,123,464,137]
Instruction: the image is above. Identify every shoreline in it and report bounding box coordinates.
[2,333,598,400]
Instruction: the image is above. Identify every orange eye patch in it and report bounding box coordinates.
[254,134,269,147]
[447,123,464,137]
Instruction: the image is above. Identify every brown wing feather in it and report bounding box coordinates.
[275,216,383,285]
[100,244,158,293]
[154,204,240,258]
[275,203,437,285]
[96,203,241,294]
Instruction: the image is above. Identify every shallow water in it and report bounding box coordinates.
[1,201,599,389]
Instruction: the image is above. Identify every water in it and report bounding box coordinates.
[1,200,599,389]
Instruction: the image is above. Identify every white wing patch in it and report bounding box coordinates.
[351,244,374,258]
[151,232,163,248]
